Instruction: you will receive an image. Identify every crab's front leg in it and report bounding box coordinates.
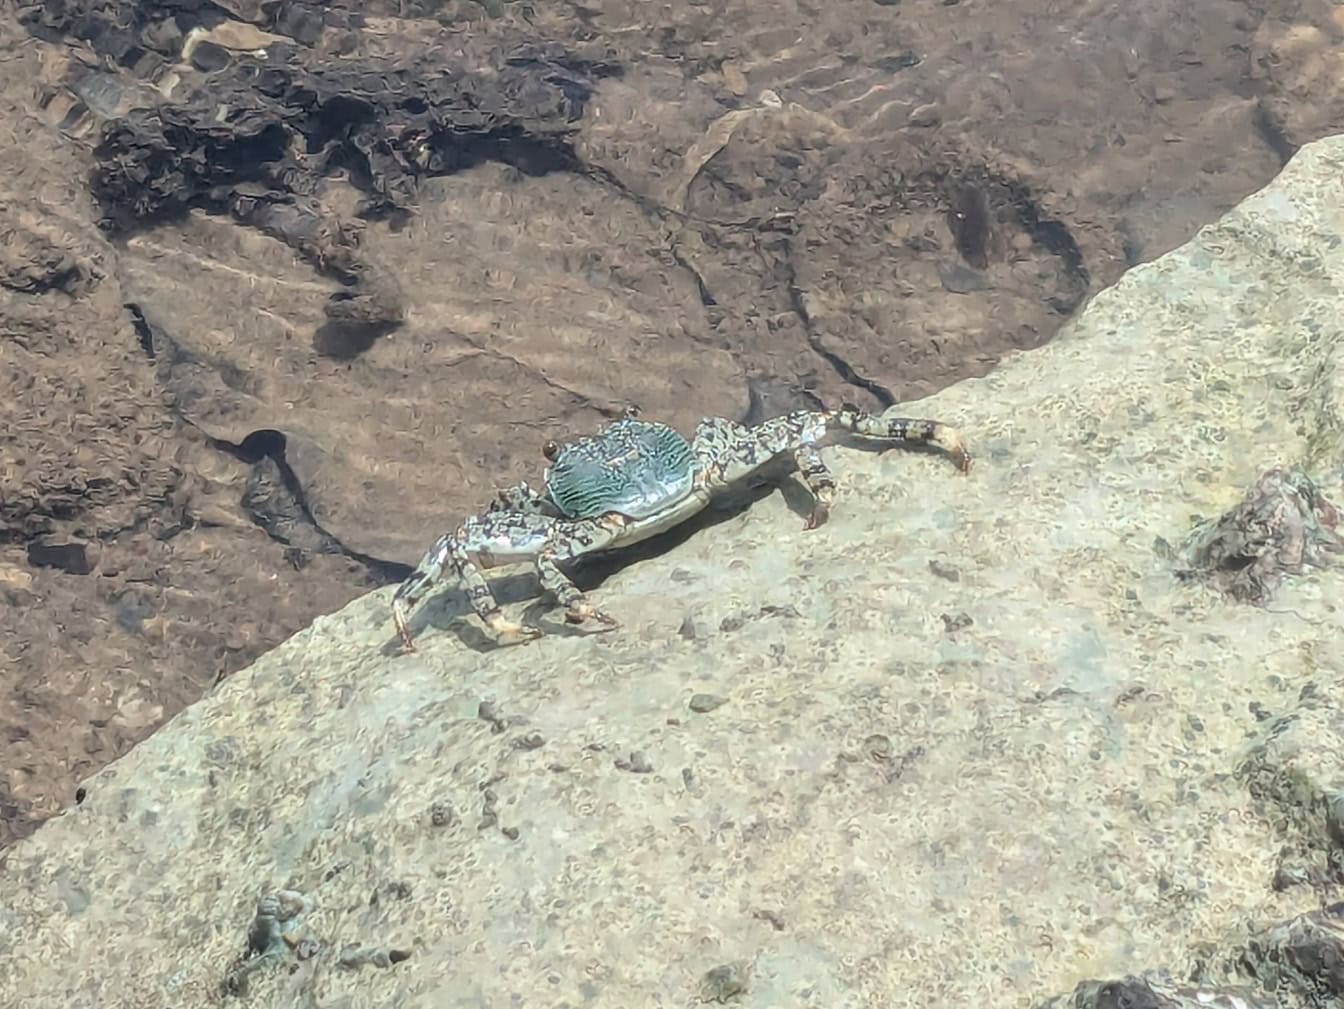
[445,516,546,645]
[535,514,627,631]
[794,443,836,529]
[392,514,546,651]
[535,550,619,630]
[392,533,454,652]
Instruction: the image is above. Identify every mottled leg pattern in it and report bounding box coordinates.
[488,481,556,517]
[392,519,544,651]
[833,404,972,473]
[691,405,970,528]
[794,444,836,529]
[448,535,543,644]
[691,414,833,526]
[536,550,619,629]
[392,534,450,651]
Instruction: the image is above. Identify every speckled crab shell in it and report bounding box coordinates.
[542,417,698,521]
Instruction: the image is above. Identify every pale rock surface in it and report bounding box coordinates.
[3,136,1344,1009]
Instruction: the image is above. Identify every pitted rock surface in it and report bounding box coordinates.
[1,135,1343,1008]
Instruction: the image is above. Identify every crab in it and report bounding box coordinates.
[392,403,972,650]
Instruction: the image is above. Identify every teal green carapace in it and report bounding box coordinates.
[544,417,698,520]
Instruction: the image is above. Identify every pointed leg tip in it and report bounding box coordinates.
[485,613,544,645]
[564,601,620,630]
[583,616,620,634]
[394,622,417,653]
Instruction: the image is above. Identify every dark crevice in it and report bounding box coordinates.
[950,170,1092,316]
[125,301,156,359]
[1252,101,1298,167]
[1002,184,1087,276]
[669,246,718,307]
[781,256,896,410]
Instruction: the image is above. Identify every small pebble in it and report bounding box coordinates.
[617,751,653,773]
[700,963,749,1003]
[908,103,941,127]
[690,693,728,713]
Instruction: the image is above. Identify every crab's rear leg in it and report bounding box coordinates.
[831,404,973,473]
[691,415,835,528]
[692,407,970,529]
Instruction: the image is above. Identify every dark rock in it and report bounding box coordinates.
[26,540,99,575]
[1039,974,1273,1009]
[1181,468,1344,604]
[1240,903,1344,998]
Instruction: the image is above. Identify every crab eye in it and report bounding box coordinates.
[542,440,560,461]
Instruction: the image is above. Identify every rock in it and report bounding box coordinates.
[1239,903,1344,999]
[938,261,992,294]
[1238,678,1344,890]
[1250,6,1344,152]
[1180,467,1343,604]
[25,539,99,575]
[1039,974,1275,1009]
[908,102,941,127]
[2,136,1344,1008]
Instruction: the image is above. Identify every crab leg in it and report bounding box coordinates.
[392,509,632,649]
[793,443,836,529]
[447,528,545,646]
[391,532,454,651]
[536,548,619,629]
[392,513,546,651]
[691,406,971,528]
[830,405,972,473]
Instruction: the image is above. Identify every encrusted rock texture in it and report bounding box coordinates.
[2,135,1344,1009]
[8,0,1344,852]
